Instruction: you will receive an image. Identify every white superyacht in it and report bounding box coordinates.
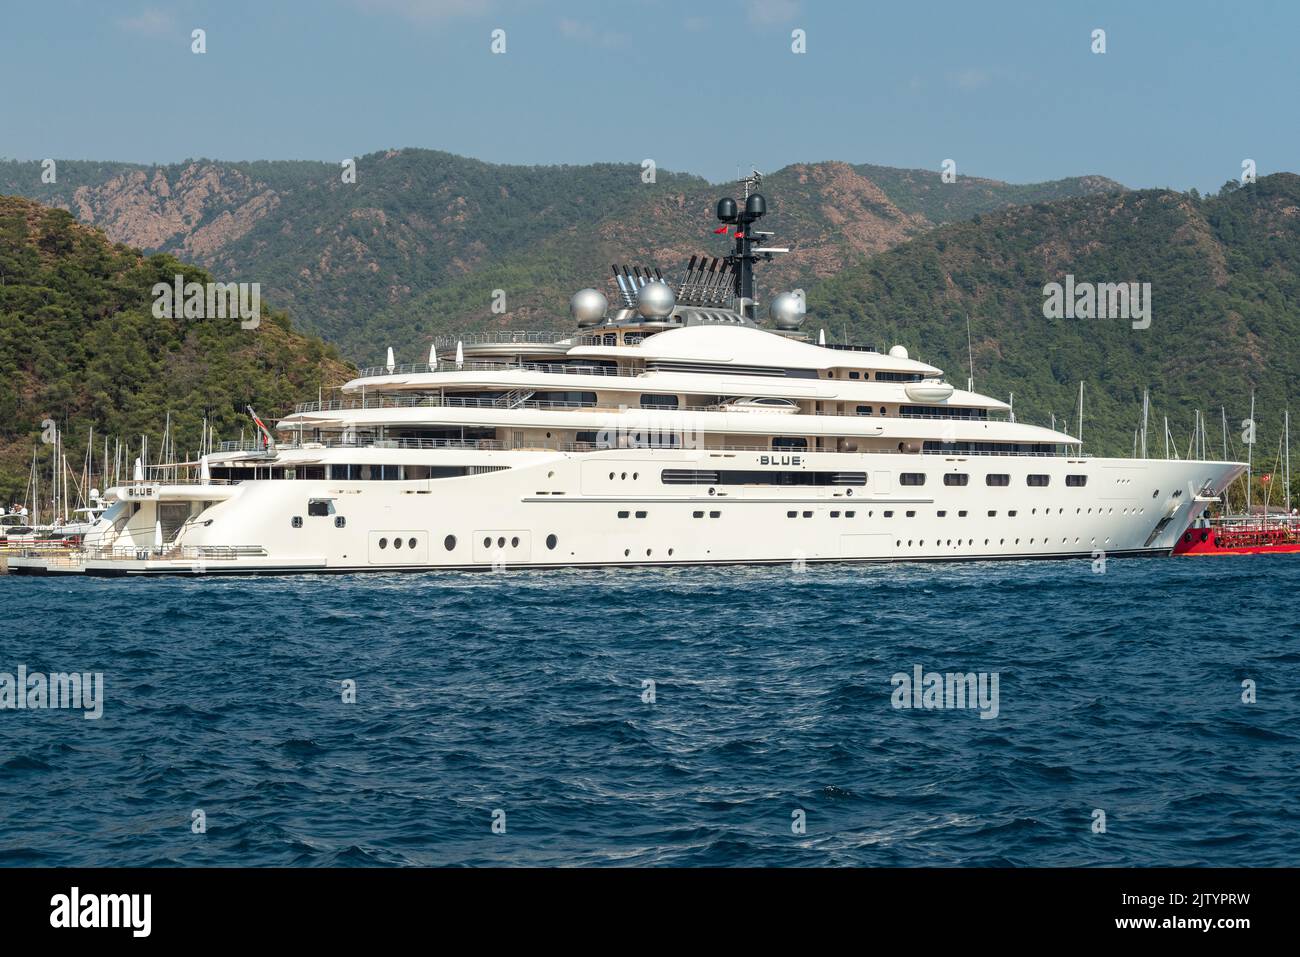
[10,177,1245,576]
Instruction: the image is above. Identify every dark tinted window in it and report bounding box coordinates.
[943,474,969,486]
[986,474,1010,487]
[640,393,679,409]
[899,473,926,486]
[1027,474,1050,487]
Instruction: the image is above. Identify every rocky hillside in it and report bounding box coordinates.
[810,174,1300,461]
[0,152,1121,361]
[0,195,352,505]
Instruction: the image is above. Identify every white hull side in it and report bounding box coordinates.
[9,451,1245,575]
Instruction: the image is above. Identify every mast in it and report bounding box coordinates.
[1141,389,1149,458]
[1076,381,1084,449]
[1279,408,1289,520]
[1247,390,1255,519]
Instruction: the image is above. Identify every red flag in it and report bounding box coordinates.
[713,225,729,234]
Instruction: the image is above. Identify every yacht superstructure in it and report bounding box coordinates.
[9,175,1245,576]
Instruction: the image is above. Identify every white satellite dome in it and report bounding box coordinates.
[636,280,676,320]
[570,288,608,326]
[888,345,909,360]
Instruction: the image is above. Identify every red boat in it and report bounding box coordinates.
[1174,517,1300,555]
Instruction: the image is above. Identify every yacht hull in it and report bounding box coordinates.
[7,451,1245,576]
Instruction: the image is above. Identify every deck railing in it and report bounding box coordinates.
[430,330,571,348]
[356,359,644,379]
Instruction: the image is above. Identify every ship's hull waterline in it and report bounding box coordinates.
[7,450,1245,576]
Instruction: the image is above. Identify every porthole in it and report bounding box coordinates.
[483,536,492,548]
[393,538,403,549]
[624,548,630,557]
[291,516,303,528]
[497,536,506,548]
[379,537,388,549]
[335,516,346,528]
[408,538,417,549]
[511,536,520,548]
[445,535,457,551]
[546,534,558,550]
[633,472,639,480]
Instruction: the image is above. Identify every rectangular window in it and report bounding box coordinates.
[986,474,1010,487]
[943,473,969,486]
[640,393,679,409]
[307,499,333,517]
[532,391,597,406]
[660,469,721,485]
[899,472,926,486]
[937,510,947,517]
[772,436,808,450]
[1027,474,1050,487]
[830,511,841,518]
[1066,475,1088,487]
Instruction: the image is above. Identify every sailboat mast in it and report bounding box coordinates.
[1077,381,1084,449]
[1247,391,1255,519]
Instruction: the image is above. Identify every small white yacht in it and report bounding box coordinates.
[9,176,1245,576]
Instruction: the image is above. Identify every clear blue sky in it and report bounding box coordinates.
[0,0,1292,192]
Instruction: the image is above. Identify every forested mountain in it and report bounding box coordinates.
[810,174,1300,462]
[0,196,352,505]
[0,151,1120,360]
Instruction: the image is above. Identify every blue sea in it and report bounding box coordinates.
[1,557,1296,867]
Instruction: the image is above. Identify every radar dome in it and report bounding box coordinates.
[769,292,806,330]
[636,280,676,320]
[888,345,909,360]
[570,288,608,326]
